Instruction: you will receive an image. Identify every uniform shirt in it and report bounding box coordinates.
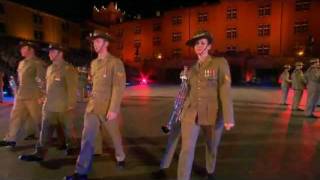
[43,60,78,112]
[291,69,306,90]
[16,57,46,100]
[86,54,126,116]
[183,56,234,125]
[280,70,291,88]
[305,66,320,83]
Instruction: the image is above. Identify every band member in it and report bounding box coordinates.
[0,41,46,148]
[177,30,234,180]
[65,30,126,180]
[305,58,320,118]
[291,62,306,111]
[279,64,291,105]
[19,44,79,161]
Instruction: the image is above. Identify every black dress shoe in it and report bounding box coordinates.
[0,140,16,147]
[64,173,88,180]
[280,103,289,105]
[116,160,125,169]
[206,173,216,180]
[24,134,37,140]
[19,154,43,162]
[152,169,166,179]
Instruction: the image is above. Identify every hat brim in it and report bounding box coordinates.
[17,43,38,49]
[186,35,213,46]
[42,47,67,52]
[87,35,113,42]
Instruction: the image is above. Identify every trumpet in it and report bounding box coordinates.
[161,66,189,134]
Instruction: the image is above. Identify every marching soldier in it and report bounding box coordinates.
[65,30,126,180]
[19,44,79,161]
[304,58,320,118]
[0,41,46,148]
[291,62,306,111]
[177,30,234,180]
[279,65,291,105]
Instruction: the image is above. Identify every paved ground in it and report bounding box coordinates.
[0,85,320,180]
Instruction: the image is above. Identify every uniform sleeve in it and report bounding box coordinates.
[285,72,291,83]
[109,60,126,114]
[36,60,47,96]
[66,66,79,108]
[218,58,234,124]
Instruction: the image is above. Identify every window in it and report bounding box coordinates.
[134,26,141,34]
[172,48,181,58]
[0,3,5,15]
[172,16,182,25]
[226,46,237,53]
[34,30,43,40]
[294,21,308,33]
[258,4,271,17]
[226,28,237,39]
[0,22,5,34]
[33,14,43,25]
[258,24,271,36]
[172,32,182,42]
[296,0,311,11]
[134,40,141,47]
[153,23,161,32]
[227,8,237,19]
[198,12,208,22]
[61,22,69,32]
[153,37,161,46]
[257,44,270,55]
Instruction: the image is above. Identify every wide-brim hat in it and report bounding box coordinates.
[186,30,213,47]
[310,58,319,64]
[43,43,68,52]
[87,30,113,42]
[284,64,291,69]
[295,62,304,66]
[17,40,39,49]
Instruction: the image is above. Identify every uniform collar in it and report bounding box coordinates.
[196,55,212,70]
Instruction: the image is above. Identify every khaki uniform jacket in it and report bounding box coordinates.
[43,60,78,112]
[305,66,320,83]
[86,54,126,116]
[182,56,234,125]
[291,69,306,90]
[16,57,46,100]
[280,70,291,88]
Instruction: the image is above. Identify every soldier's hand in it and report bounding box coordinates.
[38,97,44,104]
[224,123,234,131]
[106,111,118,121]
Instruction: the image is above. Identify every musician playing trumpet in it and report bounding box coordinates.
[177,30,234,180]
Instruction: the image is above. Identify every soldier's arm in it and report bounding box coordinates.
[36,60,47,96]
[66,66,79,109]
[218,58,234,125]
[109,60,126,114]
[285,72,291,83]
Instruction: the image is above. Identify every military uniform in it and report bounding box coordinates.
[279,65,291,105]
[305,59,320,117]
[291,62,306,111]
[74,53,126,175]
[77,67,89,102]
[1,51,46,146]
[177,56,234,180]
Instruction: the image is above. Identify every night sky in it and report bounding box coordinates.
[9,0,219,22]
